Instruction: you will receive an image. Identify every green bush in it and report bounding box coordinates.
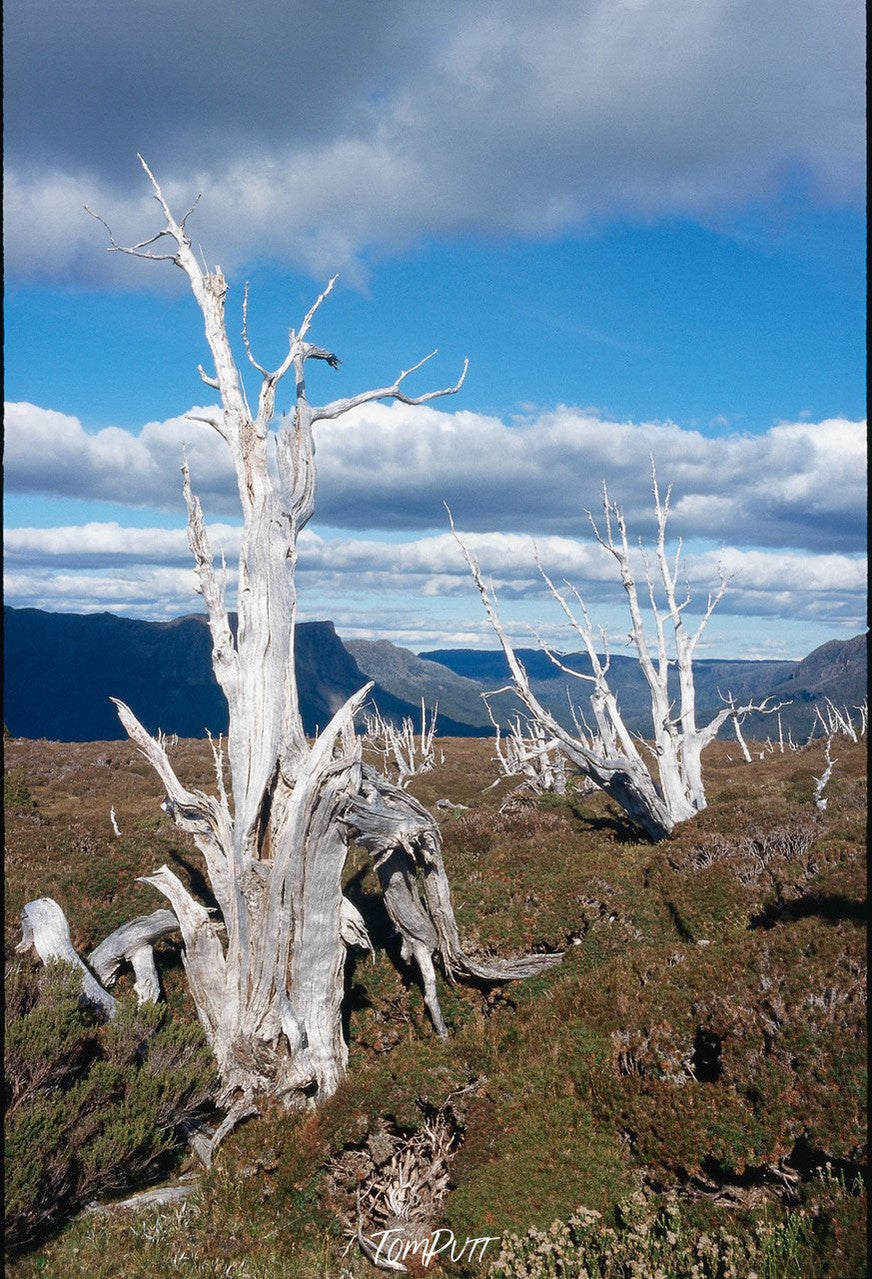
[490,1189,818,1279]
[4,961,216,1253]
[4,767,34,811]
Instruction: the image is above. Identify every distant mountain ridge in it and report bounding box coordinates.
[3,606,866,742]
[344,639,493,729]
[420,638,867,739]
[2,607,480,742]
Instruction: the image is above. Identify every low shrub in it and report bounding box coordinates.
[4,961,216,1253]
[490,1188,818,1279]
[4,767,34,811]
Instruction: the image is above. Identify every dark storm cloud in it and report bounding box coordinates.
[3,0,420,176]
[4,0,864,284]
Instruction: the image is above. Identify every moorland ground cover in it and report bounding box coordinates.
[4,733,866,1277]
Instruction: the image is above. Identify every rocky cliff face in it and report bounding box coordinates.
[3,608,486,741]
[3,608,375,741]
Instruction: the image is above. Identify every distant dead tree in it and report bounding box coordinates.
[812,697,867,744]
[455,469,781,841]
[362,700,439,790]
[485,703,569,801]
[18,159,559,1146]
[812,738,837,812]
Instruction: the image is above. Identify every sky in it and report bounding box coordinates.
[3,0,866,660]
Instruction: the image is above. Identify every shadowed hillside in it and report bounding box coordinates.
[2,607,482,741]
[421,635,867,739]
[3,607,865,743]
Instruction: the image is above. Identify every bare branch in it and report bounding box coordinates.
[197,363,221,390]
[241,283,269,376]
[83,204,178,262]
[182,458,239,709]
[178,192,203,230]
[88,910,179,1001]
[17,899,117,1017]
[298,274,339,343]
[312,354,468,422]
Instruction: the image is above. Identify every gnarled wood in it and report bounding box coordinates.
[347,766,562,1032]
[17,898,117,1017]
[88,909,179,1002]
[19,900,181,1011]
[455,469,784,841]
[51,159,558,1119]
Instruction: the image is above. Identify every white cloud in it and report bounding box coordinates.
[3,522,242,565]
[3,0,864,285]
[3,567,200,616]
[3,402,235,511]
[5,521,866,638]
[5,400,866,552]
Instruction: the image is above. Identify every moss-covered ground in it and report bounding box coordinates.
[4,734,867,1277]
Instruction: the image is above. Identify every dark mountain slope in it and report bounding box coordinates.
[2,607,482,742]
[4,607,865,742]
[343,638,492,728]
[421,635,866,739]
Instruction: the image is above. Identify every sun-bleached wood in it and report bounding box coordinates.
[485,702,569,799]
[17,898,118,1017]
[456,469,782,841]
[812,696,867,744]
[60,159,560,1116]
[812,738,836,812]
[362,700,439,790]
[88,908,179,1002]
[17,899,180,1011]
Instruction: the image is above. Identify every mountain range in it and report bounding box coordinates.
[3,605,866,743]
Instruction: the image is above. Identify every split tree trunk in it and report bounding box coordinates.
[65,159,560,1114]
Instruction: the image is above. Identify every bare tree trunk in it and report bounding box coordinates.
[732,716,753,764]
[453,470,783,841]
[16,899,178,1012]
[56,158,560,1115]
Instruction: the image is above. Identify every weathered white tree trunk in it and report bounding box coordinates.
[812,738,837,811]
[455,471,781,841]
[52,159,560,1115]
[16,899,178,1013]
[813,697,866,743]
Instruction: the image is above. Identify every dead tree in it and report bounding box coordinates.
[486,703,568,799]
[456,469,780,841]
[812,697,867,744]
[731,715,754,764]
[812,738,837,812]
[362,700,439,790]
[19,159,560,1125]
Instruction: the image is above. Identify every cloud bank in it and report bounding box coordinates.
[5,401,866,552]
[4,523,865,645]
[4,0,864,285]
[5,400,866,647]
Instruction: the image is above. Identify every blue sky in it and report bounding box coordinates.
[4,0,866,659]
